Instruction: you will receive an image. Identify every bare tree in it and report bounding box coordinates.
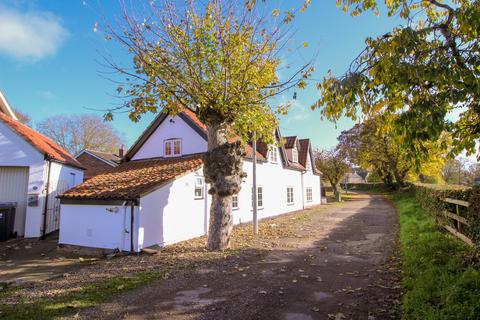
[14,109,31,125]
[37,114,124,156]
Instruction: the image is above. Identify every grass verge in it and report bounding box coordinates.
[0,270,168,319]
[394,192,480,319]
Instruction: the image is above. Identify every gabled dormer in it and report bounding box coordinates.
[284,136,300,164]
[125,109,208,161]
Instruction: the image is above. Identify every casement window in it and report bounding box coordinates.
[232,195,239,210]
[164,139,182,157]
[287,187,294,205]
[268,146,278,163]
[306,187,313,202]
[292,149,298,163]
[194,177,204,199]
[251,186,263,209]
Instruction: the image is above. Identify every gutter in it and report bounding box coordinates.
[41,159,52,240]
[130,202,135,253]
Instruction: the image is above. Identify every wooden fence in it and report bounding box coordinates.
[443,198,474,246]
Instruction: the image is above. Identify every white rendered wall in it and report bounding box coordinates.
[0,121,46,237]
[132,115,208,160]
[233,158,304,225]
[302,154,322,208]
[139,168,209,248]
[59,204,138,251]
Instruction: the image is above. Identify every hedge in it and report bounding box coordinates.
[411,183,480,246]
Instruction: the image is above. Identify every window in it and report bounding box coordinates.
[165,139,182,157]
[292,149,298,163]
[194,177,204,199]
[287,187,294,204]
[232,195,239,210]
[70,173,76,187]
[268,146,278,163]
[251,186,263,209]
[306,187,313,202]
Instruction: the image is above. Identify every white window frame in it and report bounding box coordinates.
[164,138,182,157]
[287,187,294,205]
[268,146,278,163]
[194,176,204,199]
[292,148,298,163]
[232,194,239,210]
[251,186,264,210]
[306,187,313,202]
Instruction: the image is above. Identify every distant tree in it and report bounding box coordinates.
[37,114,124,156]
[14,109,31,125]
[443,158,479,185]
[314,148,350,201]
[338,116,446,189]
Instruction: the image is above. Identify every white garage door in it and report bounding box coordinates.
[0,167,29,236]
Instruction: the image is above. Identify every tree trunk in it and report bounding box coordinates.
[331,183,341,202]
[202,118,245,251]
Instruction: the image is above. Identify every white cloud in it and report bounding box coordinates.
[0,6,69,61]
[38,90,57,100]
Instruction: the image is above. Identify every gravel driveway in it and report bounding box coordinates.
[79,193,401,320]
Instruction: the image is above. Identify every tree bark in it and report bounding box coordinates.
[202,116,246,251]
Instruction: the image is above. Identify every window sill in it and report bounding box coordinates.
[194,197,204,200]
[232,207,239,211]
[287,203,294,206]
[250,207,264,211]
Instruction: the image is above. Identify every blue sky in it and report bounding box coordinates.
[0,0,403,150]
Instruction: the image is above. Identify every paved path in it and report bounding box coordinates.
[81,194,401,320]
[0,235,87,285]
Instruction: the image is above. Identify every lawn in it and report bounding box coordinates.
[394,192,480,320]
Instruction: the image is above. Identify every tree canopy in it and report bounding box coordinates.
[314,0,479,159]
[337,116,447,188]
[103,0,311,250]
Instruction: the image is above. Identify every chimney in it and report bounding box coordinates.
[119,144,126,159]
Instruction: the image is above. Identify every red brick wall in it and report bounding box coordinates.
[76,153,115,180]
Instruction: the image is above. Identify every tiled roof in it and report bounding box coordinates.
[284,136,297,149]
[298,139,310,168]
[86,150,121,165]
[0,112,84,169]
[60,154,203,200]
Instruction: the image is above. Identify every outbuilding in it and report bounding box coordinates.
[0,91,84,239]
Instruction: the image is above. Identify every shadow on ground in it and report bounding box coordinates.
[78,195,401,320]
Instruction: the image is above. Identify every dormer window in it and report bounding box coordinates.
[165,139,182,157]
[268,146,278,163]
[292,148,298,163]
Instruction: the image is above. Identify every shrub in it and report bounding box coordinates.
[411,183,480,247]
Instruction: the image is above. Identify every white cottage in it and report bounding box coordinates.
[0,92,84,239]
[59,109,321,251]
